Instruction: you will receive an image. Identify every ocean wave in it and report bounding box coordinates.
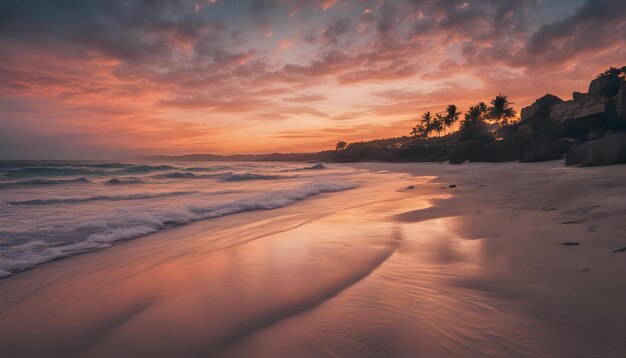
[106,178,144,185]
[189,182,357,215]
[87,163,130,168]
[281,163,327,172]
[185,166,230,172]
[4,167,103,178]
[154,171,294,181]
[4,164,178,178]
[216,172,296,181]
[0,177,89,189]
[157,172,198,179]
[114,165,175,174]
[7,191,198,206]
[0,161,130,170]
[0,181,358,277]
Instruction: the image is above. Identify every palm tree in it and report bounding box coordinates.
[420,111,433,137]
[417,125,429,138]
[477,101,488,114]
[487,94,516,126]
[433,113,444,137]
[410,127,419,138]
[335,141,347,151]
[461,104,484,131]
[444,104,461,135]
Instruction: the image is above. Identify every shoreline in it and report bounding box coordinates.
[1,162,626,357]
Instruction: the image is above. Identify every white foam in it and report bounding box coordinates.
[0,181,358,277]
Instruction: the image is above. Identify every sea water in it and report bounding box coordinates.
[0,160,359,278]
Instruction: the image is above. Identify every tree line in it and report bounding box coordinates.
[334,94,516,151]
[410,94,516,139]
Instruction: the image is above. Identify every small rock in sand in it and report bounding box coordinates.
[557,242,581,246]
[449,184,457,188]
[560,219,585,224]
[613,247,626,253]
[406,185,415,189]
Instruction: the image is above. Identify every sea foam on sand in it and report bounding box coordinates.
[0,180,358,277]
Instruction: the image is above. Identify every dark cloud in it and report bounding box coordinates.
[321,18,351,44]
[524,0,626,65]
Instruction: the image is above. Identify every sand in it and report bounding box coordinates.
[1,161,625,357]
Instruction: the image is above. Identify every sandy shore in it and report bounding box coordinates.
[1,162,625,357]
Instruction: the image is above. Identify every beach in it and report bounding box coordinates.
[1,162,626,357]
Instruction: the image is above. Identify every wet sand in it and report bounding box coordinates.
[1,162,626,357]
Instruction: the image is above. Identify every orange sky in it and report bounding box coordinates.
[1,0,625,159]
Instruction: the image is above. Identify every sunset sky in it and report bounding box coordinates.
[1,0,625,159]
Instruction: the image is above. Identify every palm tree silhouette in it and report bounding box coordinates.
[477,101,488,114]
[420,111,433,137]
[410,127,419,138]
[461,104,485,130]
[433,114,444,137]
[335,141,347,151]
[487,94,516,126]
[418,125,429,138]
[444,104,461,135]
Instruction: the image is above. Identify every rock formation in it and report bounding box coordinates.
[520,73,626,140]
[520,94,563,120]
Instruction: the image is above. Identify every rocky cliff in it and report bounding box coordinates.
[517,73,626,166]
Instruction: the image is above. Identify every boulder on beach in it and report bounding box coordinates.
[565,133,626,166]
[588,75,623,97]
[520,137,568,162]
[475,139,526,162]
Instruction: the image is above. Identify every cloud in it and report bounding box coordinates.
[523,0,626,65]
[283,94,328,102]
[321,18,351,44]
[158,96,270,113]
[338,60,417,84]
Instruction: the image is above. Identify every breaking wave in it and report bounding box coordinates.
[217,172,295,181]
[114,165,174,174]
[0,181,357,277]
[8,191,197,206]
[0,177,89,189]
[106,178,144,185]
[4,167,103,178]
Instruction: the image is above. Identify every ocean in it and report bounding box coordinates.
[0,160,360,278]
